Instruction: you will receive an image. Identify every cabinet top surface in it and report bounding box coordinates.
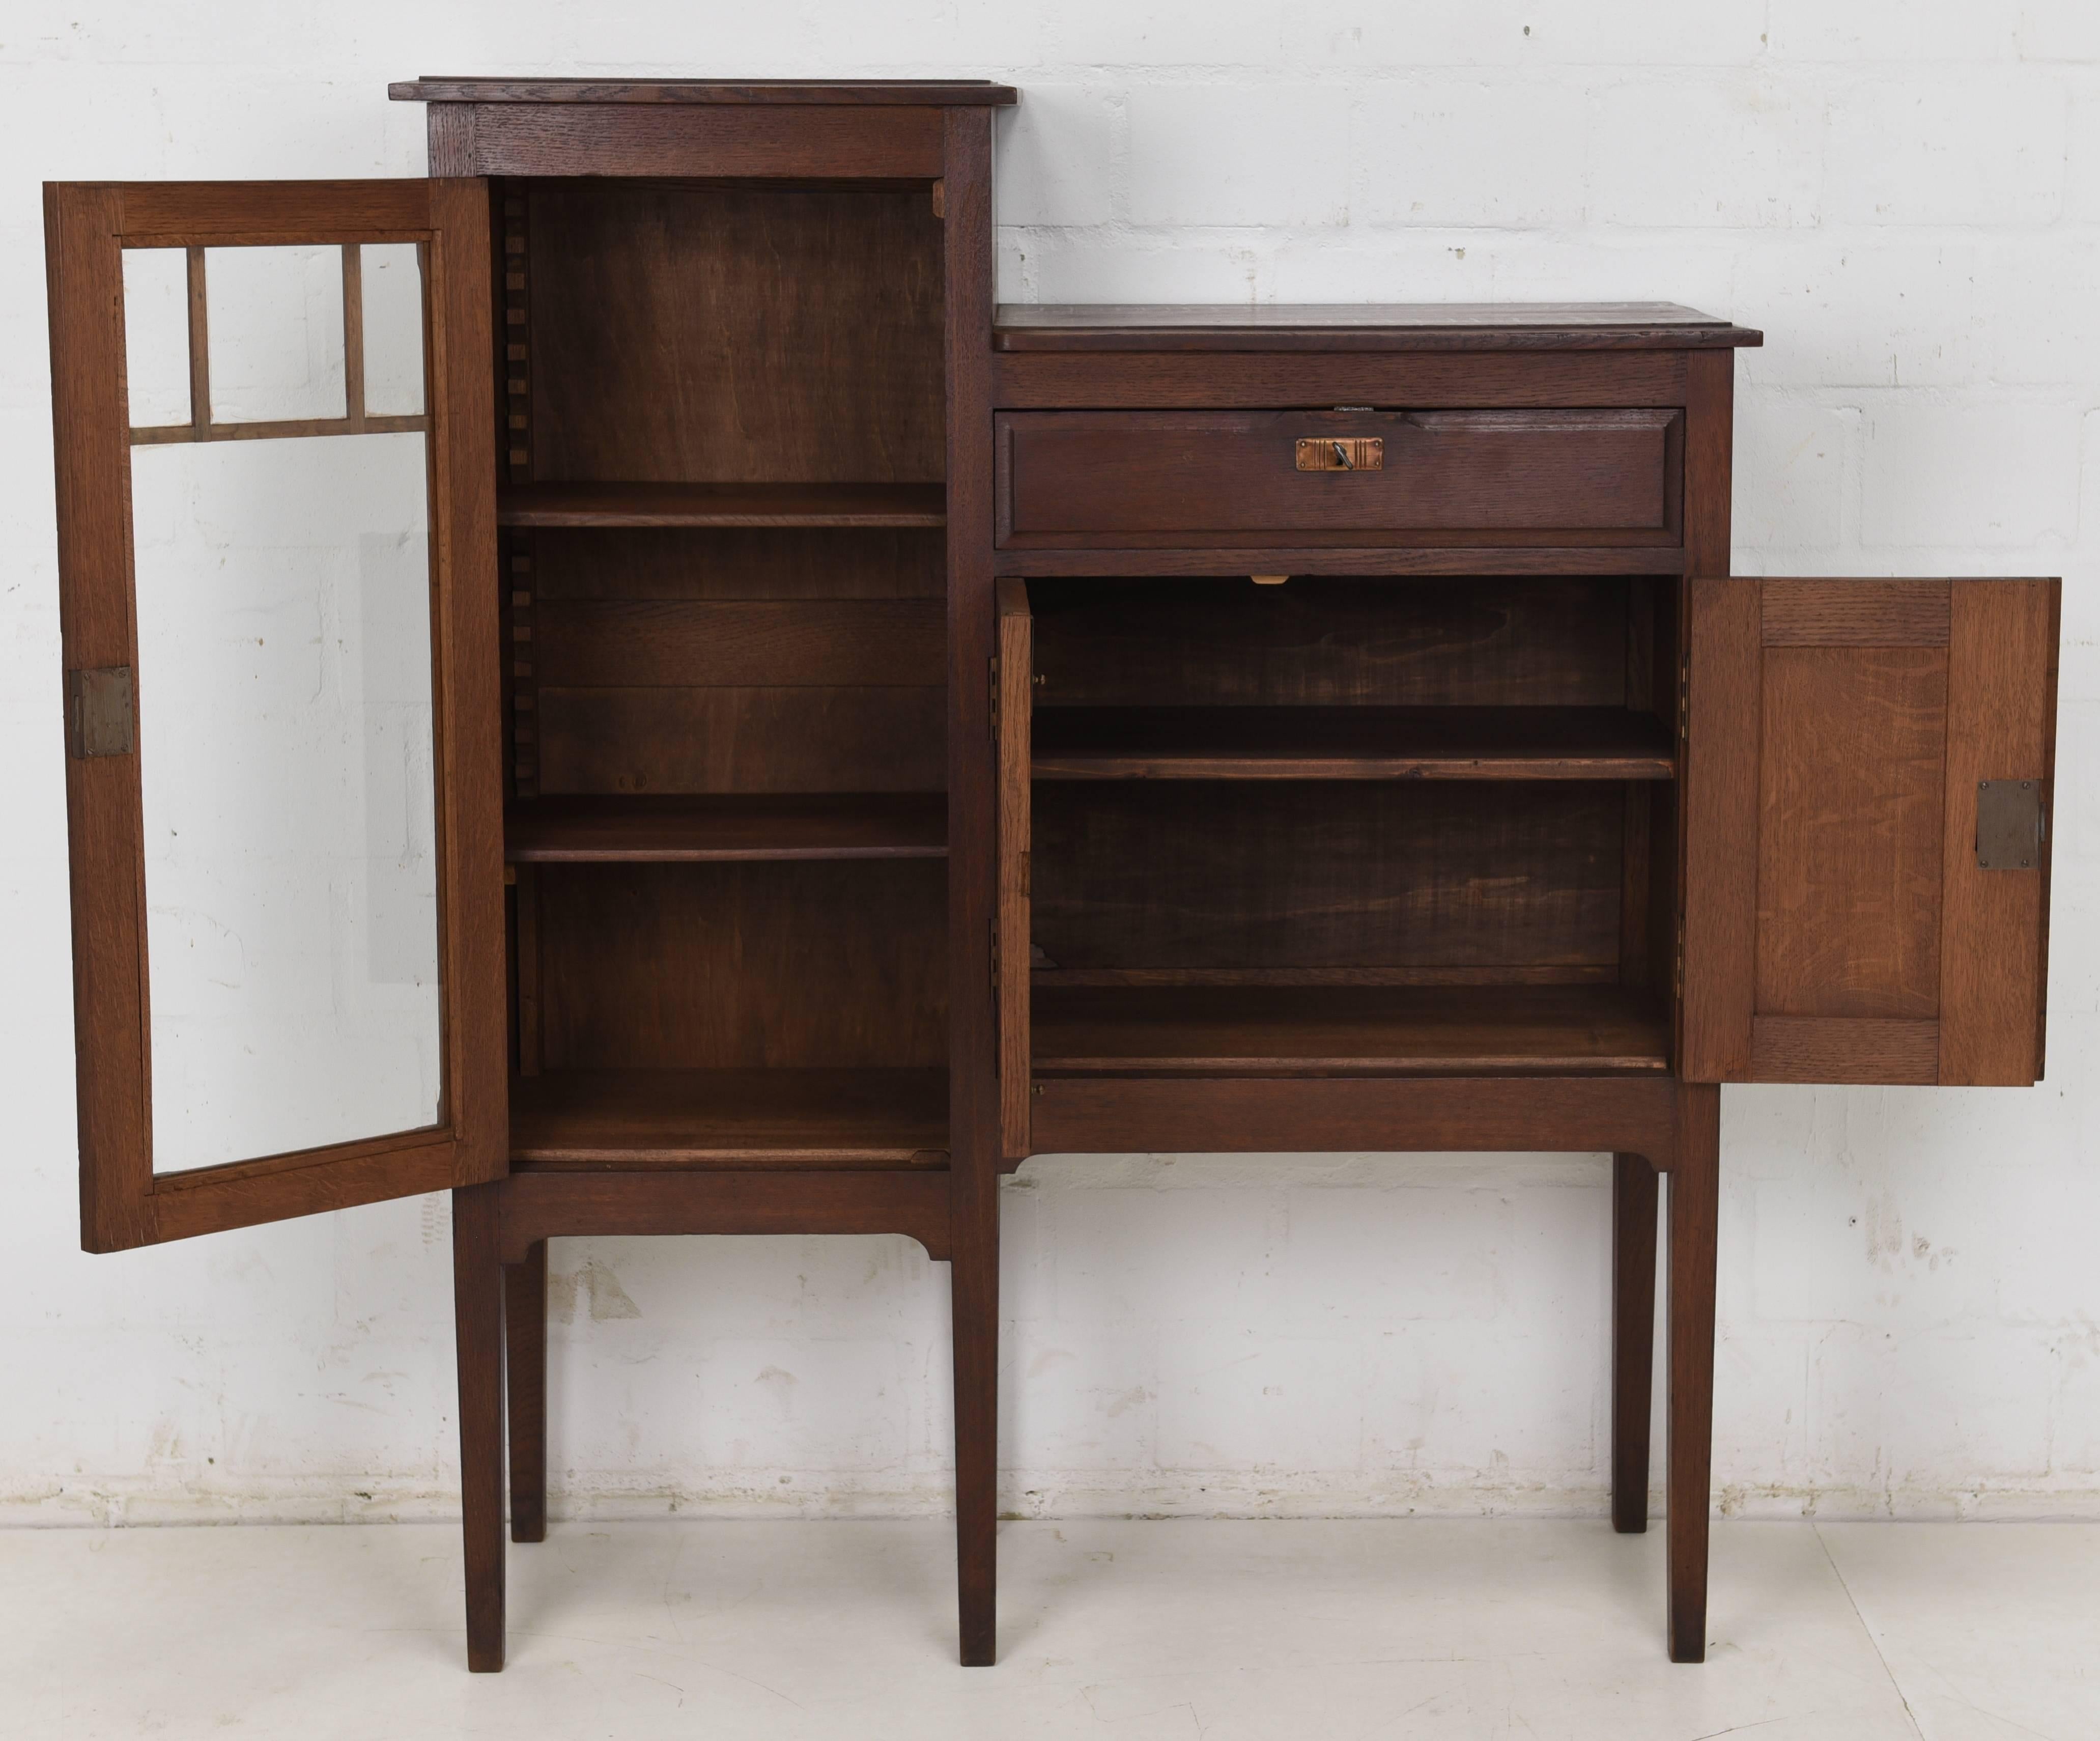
[389,77,1019,105]
[994,303,1764,352]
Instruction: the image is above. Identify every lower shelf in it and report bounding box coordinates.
[1031,985,1671,1077]
[510,1069,949,1169]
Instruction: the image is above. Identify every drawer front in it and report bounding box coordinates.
[995,409,1682,549]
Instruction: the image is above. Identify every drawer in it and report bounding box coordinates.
[995,409,1682,549]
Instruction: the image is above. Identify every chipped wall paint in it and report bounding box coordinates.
[2,2,2098,1528]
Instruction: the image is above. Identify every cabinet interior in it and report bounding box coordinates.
[496,176,951,1167]
[1020,575,1681,1077]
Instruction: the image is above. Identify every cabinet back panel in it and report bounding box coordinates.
[526,180,945,484]
[1029,577,1630,707]
[535,599,945,688]
[537,862,947,1069]
[536,685,946,793]
[528,527,945,600]
[1032,782,1624,972]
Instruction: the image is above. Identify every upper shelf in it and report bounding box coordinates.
[391,78,1018,106]
[496,482,947,529]
[1031,706,1677,781]
[506,795,947,864]
[993,303,1764,352]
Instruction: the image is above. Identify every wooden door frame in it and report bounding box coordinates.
[47,179,507,1250]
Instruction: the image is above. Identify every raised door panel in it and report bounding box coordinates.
[1682,578,2057,1085]
[996,580,1032,1158]
[47,179,506,1249]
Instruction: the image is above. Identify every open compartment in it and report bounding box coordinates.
[495,176,951,1164]
[1003,576,1680,1094]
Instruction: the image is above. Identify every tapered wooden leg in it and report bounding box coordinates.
[452,1183,507,1672]
[1666,1086,1721,1664]
[1611,1152,1660,1534]
[951,1169,1000,1666]
[504,1240,548,1545]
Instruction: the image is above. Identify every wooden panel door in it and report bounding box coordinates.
[996,579,1032,1157]
[47,179,506,1249]
[1682,578,2058,1085]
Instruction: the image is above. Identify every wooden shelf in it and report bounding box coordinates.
[1031,985,1671,1077]
[496,481,947,529]
[1031,707,1677,781]
[506,795,947,863]
[510,1069,949,1168]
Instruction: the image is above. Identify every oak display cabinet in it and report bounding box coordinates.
[44,79,2059,1674]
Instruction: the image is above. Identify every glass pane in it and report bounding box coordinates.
[131,426,443,1173]
[360,244,426,417]
[122,248,190,429]
[204,245,345,425]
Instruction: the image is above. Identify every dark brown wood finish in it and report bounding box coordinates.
[994,303,1763,351]
[942,101,1003,1673]
[53,77,2065,1683]
[503,1241,549,1543]
[1611,1153,1660,1535]
[998,410,1683,548]
[48,178,507,1252]
[1681,577,2059,1085]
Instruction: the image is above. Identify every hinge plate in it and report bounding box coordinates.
[1976,779,2044,870]
[66,665,134,758]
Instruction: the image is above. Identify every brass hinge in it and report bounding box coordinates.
[989,922,999,992]
[65,666,134,758]
[989,655,1001,739]
[1679,655,1689,743]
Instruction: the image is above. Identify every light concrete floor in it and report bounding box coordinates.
[2,1518,2093,1739]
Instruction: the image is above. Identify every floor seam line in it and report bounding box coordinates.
[1812,1521,1926,1741]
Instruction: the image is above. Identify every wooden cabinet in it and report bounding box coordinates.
[43,81,2058,1676]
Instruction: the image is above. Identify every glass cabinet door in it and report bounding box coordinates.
[47,180,506,1250]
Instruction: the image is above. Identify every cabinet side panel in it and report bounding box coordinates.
[997,582,1032,1157]
[1939,580,2059,1085]
[1680,578,1760,1080]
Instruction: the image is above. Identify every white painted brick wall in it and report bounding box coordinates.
[2,2,2096,1528]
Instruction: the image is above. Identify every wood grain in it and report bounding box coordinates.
[992,350,1691,411]
[503,1242,548,1543]
[536,861,947,1071]
[457,104,947,178]
[1680,579,1761,1081]
[536,686,946,795]
[1747,1016,1939,1084]
[1612,1153,1660,1534]
[992,303,1762,352]
[1755,648,1948,1020]
[1029,576,1635,709]
[1033,781,1627,974]
[1938,581,2058,1085]
[509,1069,949,1166]
[527,526,944,600]
[1762,579,1950,647]
[393,79,1017,105]
[1026,1073,1682,1160]
[497,482,946,528]
[504,795,948,862]
[1666,1085,1719,1664]
[494,1169,955,1268]
[534,599,945,688]
[528,181,944,486]
[997,581,1033,1159]
[451,1182,507,1671]
[994,545,1687,579]
[1031,985,1670,1076]
[998,410,1680,547]
[1030,706,1676,780]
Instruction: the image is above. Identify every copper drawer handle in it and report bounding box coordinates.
[1295,436,1383,471]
